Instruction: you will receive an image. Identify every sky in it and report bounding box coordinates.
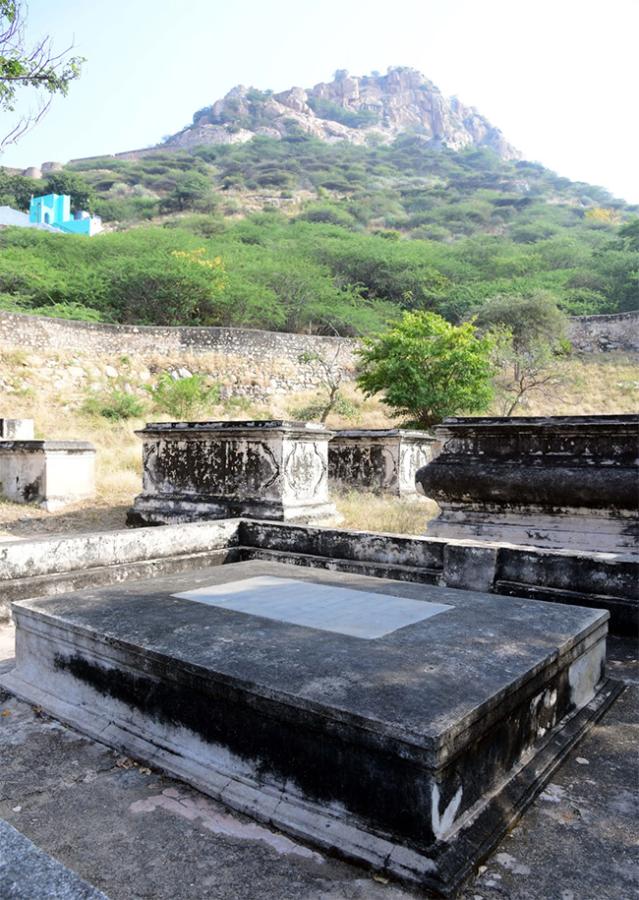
[1,0,637,203]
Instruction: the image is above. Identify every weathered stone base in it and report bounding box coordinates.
[1,562,619,895]
[425,507,639,555]
[126,494,337,526]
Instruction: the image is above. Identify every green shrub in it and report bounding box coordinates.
[291,393,361,423]
[83,390,145,421]
[146,372,221,419]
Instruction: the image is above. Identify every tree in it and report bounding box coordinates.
[295,344,349,423]
[160,172,216,213]
[356,311,495,429]
[473,292,570,415]
[0,1,83,150]
[616,217,639,252]
[44,171,95,212]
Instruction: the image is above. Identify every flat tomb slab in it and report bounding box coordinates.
[2,560,619,896]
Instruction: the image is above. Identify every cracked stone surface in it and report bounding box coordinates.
[0,625,637,899]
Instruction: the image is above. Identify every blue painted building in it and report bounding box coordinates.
[29,193,102,236]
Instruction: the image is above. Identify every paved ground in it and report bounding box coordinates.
[0,624,637,900]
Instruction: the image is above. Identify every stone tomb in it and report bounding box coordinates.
[2,560,619,896]
[127,420,336,525]
[329,428,438,496]
[0,418,34,440]
[417,414,639,554]
[0,439,95,510]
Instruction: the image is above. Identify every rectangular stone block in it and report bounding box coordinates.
[0,418,34,440]
[2,560,618,895]
[0,440,95,511]
[128,420,335,525]
[329,428,438,495]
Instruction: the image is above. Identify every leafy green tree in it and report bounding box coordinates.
[44,171,96,212]
[99,241,228,326]
[616,217,639,252]
[357,311,495,428]
[161,172,216,213]
[0,168,41,208]
[473,290,568,350]
[0,0,83,149]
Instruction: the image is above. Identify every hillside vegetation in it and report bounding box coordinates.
[1,134,637,334]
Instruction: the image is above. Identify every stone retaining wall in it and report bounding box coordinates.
[0,309,357,361]
[567,311,639,353]
[0,311,357,398]
[1,309,637,363]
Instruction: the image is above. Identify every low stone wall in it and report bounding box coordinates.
[0,519,240,620]
[568,311,639,353]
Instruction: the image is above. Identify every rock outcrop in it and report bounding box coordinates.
[164,67,520,159]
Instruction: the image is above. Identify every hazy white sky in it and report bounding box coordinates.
[1,0,637,202]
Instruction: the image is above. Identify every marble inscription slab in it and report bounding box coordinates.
[173,576,452,639]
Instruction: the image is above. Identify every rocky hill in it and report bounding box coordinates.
[163,67,520,160]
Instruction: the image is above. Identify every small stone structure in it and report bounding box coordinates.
[128,420,336,525]
[329,428,438,496]
[0,440,95,511]
[0,418,34,440]
[416,414,638,553]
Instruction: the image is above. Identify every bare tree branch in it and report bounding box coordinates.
[0,0,83,149]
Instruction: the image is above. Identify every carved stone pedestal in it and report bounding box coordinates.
[128,420,336,525]
[329,429,438,496]
[417,415,638,554]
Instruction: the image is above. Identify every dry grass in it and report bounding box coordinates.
[334,491,439,535]
[0,346,636,540]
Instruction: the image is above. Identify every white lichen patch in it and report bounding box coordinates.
[569,642,605,710]
[431,783,463,841]
[539,783,566,803]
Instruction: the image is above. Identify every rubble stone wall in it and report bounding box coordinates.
[0,310,357,398]
[567,311,639,353]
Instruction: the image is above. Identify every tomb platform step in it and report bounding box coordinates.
[1,560,619,896]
